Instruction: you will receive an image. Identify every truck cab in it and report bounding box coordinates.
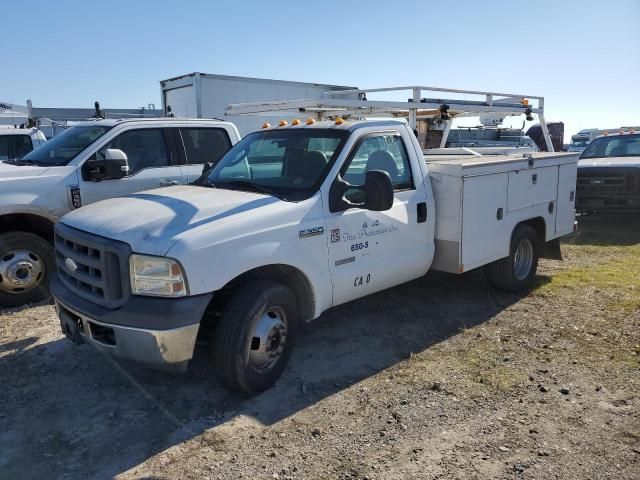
[576,131,640,212]
[0,118,240,307]
[52,109,577,394]
[0,126,47,161]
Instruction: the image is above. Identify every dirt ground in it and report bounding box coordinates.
[1,215,638,480]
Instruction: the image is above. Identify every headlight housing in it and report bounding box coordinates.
[129,254,187,297]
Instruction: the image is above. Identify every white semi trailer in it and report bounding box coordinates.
[160,73,359,136]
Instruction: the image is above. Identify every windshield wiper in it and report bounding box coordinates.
[2,158,45,166]
[218,180,284,199]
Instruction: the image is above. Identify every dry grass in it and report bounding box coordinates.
[390,214,640,396]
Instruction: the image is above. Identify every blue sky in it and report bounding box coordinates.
[1,0,638,140]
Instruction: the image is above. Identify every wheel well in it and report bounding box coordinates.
[517,217,546,244]
[198,264,316,340]
[0,214,55,243]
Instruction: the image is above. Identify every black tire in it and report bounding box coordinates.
[0,232,55,307]
[215,279,298,395]
[485,224,539,293]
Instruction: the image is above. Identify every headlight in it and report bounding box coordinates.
[129,254,187,297]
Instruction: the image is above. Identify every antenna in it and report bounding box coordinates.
[93,101,105,119]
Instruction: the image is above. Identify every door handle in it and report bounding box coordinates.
[417,202,427,223]
[160,180,179,186]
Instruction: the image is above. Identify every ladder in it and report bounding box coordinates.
[226,85,555,152]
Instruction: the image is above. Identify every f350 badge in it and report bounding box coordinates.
[299,226,324,239]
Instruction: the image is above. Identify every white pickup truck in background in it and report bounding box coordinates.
[0,126,47,161]
[51,87,579,395]
[0,118,240,306]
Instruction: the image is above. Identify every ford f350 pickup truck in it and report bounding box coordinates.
[576,131,640,212]
[0,118,239,306]
[52,87,578,394]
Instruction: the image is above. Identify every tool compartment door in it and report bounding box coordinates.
[507,166,559,213]
[460,173,510,270]
[555,163,578,236]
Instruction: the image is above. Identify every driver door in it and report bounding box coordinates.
[79,127,183,206]
[325,131,430,306]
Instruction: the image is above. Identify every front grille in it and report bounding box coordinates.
[54,223,131,309]
[577,167,638,195]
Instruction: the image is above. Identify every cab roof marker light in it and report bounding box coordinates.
[291,119,301,126]
[306,117,316,125]
[279,120,288,127]
[334,117,344,125]
[262,122,271,129]
[521,98,529,106]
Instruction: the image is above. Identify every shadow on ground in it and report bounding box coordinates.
[0,268,523,480]
[569,214,640,246]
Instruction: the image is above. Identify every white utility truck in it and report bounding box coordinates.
[52,86,578,394]
[0,118,240,306]
[0,126,47,161]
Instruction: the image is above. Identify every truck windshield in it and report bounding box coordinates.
[580,134,640,159]
[571,137,589,147]
[20,125,111,166]
[207,128,348,200]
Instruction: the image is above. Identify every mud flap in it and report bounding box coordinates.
[541,238,563,260]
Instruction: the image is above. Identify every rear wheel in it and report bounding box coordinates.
[485,224,539,293]
[214,279,298,395]
[0,232,54,307]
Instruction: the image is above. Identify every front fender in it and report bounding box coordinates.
[169,235,332,319]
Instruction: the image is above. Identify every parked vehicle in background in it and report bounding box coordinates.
[568,127,640,153]
[160,72,359,136]
[0,126,47,161]
[0,118,240,307]
[52,86,578,395]
[576,131,640,212]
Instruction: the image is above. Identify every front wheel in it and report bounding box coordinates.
[485,224,539,293]
[214,279,298,395]
[0,232,55,307]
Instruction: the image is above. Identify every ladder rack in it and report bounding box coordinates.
[226,85,554,152]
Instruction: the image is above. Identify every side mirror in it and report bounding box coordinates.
[363,170,394,211]
[329,169,394,213]
[84,149,130,181]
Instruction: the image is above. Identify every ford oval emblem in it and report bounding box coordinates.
[65,257,78,272]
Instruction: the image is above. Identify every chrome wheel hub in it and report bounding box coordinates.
[248,306,287,373]
[0,249,45,294]
[513,239,534,281]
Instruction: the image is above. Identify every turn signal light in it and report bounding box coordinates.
[279,120,288,126]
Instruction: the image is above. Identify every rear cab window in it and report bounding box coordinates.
[0,134,33,160]
[179,128,232,165]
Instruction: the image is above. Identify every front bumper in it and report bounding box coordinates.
[52,275,212,370]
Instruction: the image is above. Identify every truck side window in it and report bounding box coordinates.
[14,135,33,158]
[340,134,414,202]
[0,136,10,160]
[180,128,231,165]
[97,129,169,174]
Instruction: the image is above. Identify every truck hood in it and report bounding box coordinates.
[60,185,285,256]
[0,162,53,179]
[578,156,640,168]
